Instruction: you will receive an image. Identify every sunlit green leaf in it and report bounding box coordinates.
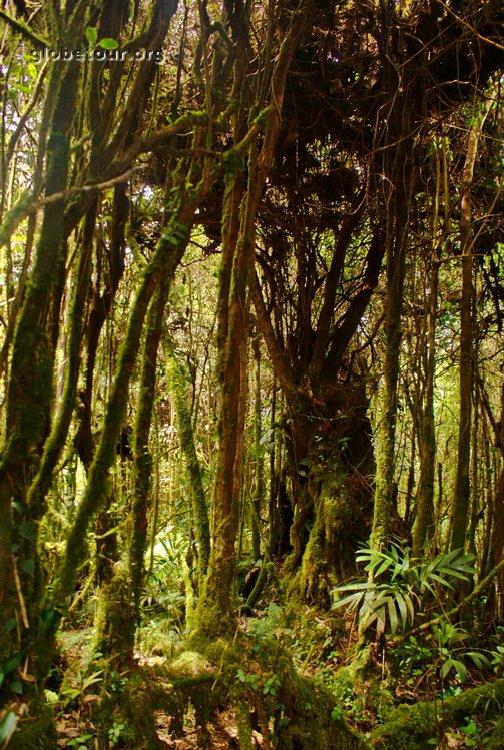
[85,26,98,43]
[98,37,119,50]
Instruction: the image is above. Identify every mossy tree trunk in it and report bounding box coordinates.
[253,205,382,582]
[55,181,209,603]
[369,237,408,553]
[411,252,439,557]
[164,336,211,586]
[369,37,415,553]
[251,333,265,562]
[449,102,491,552]
[412,138,446,556]
[0,47,82,694]
[95,273,172,663]
[197,0,314,636]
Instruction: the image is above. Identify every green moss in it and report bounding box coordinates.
[159,631,369,750]
[168,649,214,676]
[164,339,210,581]
[221,147,246,174]
[373,703,436,749]
[94,564,135,662]
[294,467,352,604]
[97,668,178,750]
[235,700,254,750]
[487,716,504,749]
[253,106,271,127]
[277,674,367,750]
[371,678,504,750]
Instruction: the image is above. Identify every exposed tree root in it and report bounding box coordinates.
[92,632,369,749]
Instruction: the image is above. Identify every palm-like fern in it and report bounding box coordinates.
[332,542,475,639]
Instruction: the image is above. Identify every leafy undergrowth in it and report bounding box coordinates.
[48,607,365,750]
[47,605,504,750]
[36,549,504,750]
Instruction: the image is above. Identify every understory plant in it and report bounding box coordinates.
[332,541,476,638]
[391,620,491,698]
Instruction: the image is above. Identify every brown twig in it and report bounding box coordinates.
[10,555,30,629]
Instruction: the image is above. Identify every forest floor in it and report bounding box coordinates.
[48,592,504,750]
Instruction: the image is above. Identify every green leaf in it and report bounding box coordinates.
[11,83,32,95]
[41,607,61,635]
[375,556,394,577]
[466,651,490,669]
[376,610,386,639]
[440,659,453,679]
[19,521,36,541]
[439,569,472,581]
[333,582,374,593]
[453,660,467,683]
[355,549,372,564]
[426,572,453,588]
[395,590,409,629]
[85,26,98,43]
[98,37,119,50]
[421,580,437,597]
[331,593,363,611]
[2,651,24,675]
[0,711,18,742]
[81,669,104,691]
[387,596,398,634]
[10,680,24,695]
[441,658,467,683]
[21,559,35,576]
[404,593,415,624]
[260,428,274,446]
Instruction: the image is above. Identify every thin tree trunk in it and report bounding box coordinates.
[164,336,211,584]
[55,188,203,602]
[370,174,410,551]
[0,59,80,675]
[197,1,313,635]
[450,103,491,551]
[95,273,172,661]
[412,154,442,555]
[251,334,265,561]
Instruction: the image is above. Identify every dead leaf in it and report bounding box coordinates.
[82,694,101,705]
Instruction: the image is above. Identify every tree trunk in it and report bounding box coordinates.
[164,336,211,585]
[0,58,80,687]
[55,188,203,602]
[370,179,410,552]
[412,142,443,555]
[197,1,313,635]
[450,103,491,551]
